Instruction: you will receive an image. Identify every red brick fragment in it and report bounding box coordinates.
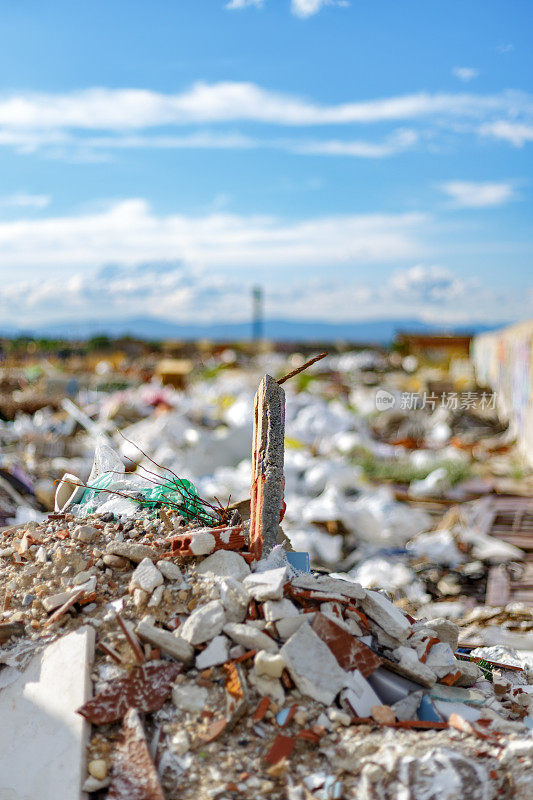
[107,708,165,800]
[264,734,296,765]
[167,525,246,556]
[77,661,180,724]
[203,718,228,743]
[420,636,441,663]
[440,670,461,686]
[253,697,271,723]
[311,613,382,677]
[296,729,322,743]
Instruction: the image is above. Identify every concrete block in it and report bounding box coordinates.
[0,626,95,800]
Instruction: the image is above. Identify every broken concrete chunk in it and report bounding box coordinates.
[74,525,97,543]
[360,590,411,643]
[195,635,230,669]
[393,646,438,686]
[106,542,156,563]
[249,374,286,560]
[197,549,250,580]
[129,558,164,594]
[244,567,287,601]
[455,660,483,687]
[156,560,182,581]
[147,584,164,607]
[276,613,315,640]
[280,623,347,705]
[180,600,226,645]
[291,573,365,600]
[254,650,286,679]
[426,618,460,652]
[219,577,250,623]
[424,642,459,679]
[172,684,208,713]
[223,622,278,654]
[263,598,299,622]
[135,620,194,664]
[0,626,95,800]
[248,671,285,704]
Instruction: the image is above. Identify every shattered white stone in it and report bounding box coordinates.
[189,532,216,555]
[129,557,163,594]
[219,577,250,623]
[276,613,315,641]
[197,550,250,580]
[136,619,194,663]
[360,590,411,643]
[262,598,299,622]
[195,635,230,669]
[157,560,182,581]
[180,600,226,645]
[172,684,208,713]
[280,622,347,705]
[254,650,286,679]
[223,622,278,654]
[244,567,287,601]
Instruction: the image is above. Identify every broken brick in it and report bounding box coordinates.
[264,733,295,765]
[107,708,165,800]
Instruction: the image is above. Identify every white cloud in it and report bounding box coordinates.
[496,44,514,54]
[479,120,533,147]
[225,0,263,9]
[0,260,525,328]
[293,129,418,157]
[389,265,472,302]
[0,192,50,209]
[291,0,349,18]
[0,198,426,274]
[0,83,528,130]
[440,180,516,207]
[452,67,479,83]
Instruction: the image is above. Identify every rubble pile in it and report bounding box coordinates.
[0,364,532,799]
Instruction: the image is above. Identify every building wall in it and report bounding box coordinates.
[472,320,533,466]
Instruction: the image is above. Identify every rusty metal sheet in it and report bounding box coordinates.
[107,708,165,800]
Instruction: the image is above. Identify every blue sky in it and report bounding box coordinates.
[0,0,531,326]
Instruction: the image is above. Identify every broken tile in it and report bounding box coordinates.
[311,612,381,677]
[107,708,165,800]
[341,669,381,717]
[78,660,180,724]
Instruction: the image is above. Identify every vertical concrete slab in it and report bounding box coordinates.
[0,625,95,800]
[249,374,285,560]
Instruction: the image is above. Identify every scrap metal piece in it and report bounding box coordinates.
[250,375,286,560]
[107,707,165,800]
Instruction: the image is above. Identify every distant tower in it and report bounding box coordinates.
[252,285,264,341]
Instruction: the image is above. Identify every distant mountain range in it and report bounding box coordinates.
[0,316,502,344]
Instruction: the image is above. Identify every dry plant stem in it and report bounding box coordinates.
[115,612,145,663]
[98,641,125,665]
[277,352,328,385]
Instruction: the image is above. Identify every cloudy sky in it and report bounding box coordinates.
[0,0,531,327]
